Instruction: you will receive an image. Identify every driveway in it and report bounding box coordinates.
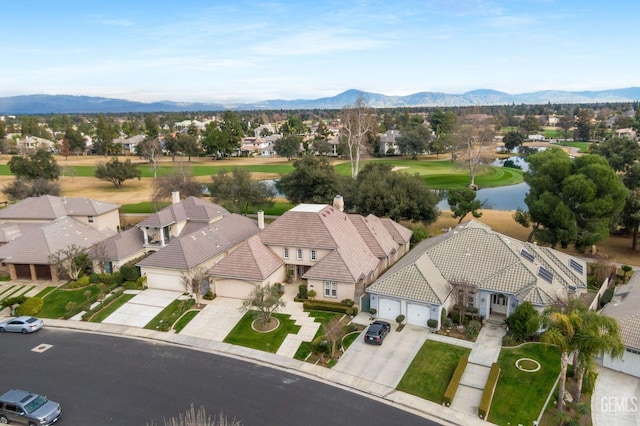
[102,289,183,328]
[178,297,245,341]
[333,324,428,388]
[592,366,640,426]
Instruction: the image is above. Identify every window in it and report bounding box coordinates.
[311,250,317,261]
[88,216,94,223]
[283,248,289,259]
[296,249,303,260]
[323,280,337,298]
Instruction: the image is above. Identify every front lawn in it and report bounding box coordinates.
[89,293,137,322]
[224,312,300,353]
[397,340,471,403]
[488,343,561,426]
[173,310,200,333]
[144,298,195,331]
[293,310,343,361]
[38,285,102,318]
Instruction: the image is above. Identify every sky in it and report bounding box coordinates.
[2,0,639,104]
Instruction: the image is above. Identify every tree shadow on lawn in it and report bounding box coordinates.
[223,312,300,353]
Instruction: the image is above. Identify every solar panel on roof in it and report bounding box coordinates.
[520,248,535,262]
[569,258,583,274]
[538,266,554,283]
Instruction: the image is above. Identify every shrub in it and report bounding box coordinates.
[69,275,91,288]
[307,289,317,300]
[466,320,482,339]
[478,363,500,419]
[303,300,358,315]
[600,287,615,308]
[444,318,454,328]
[450,311,461,325]
[427,319,438,329]
[396,314,405,324]
[1,295,27,309]
[16,297,44,316]
[505,301,540,341]
[298,284,308,299]
[120,263,140,281]
[443,356,468,406]
[341,299,354,306]
[369,308,377,316]
[310,335,329,355]
[203,291,216,300]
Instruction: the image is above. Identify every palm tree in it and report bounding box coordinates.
[541,309,581,412]
[573,310,624,401]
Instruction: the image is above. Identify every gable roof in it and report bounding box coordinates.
[137,197,227,228]
[368,220,586,305]
[348,214,398,258]
[0,216,115,264]
[137,214,259,271]
[601,271,640,350]
[208,235,284,280]
[89,227,145,260]
[0,195,119,221]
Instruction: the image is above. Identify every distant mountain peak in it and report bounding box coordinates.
[0,87,638,113]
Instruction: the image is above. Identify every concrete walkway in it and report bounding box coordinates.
[450,322,506,416]
[102,289,186,328]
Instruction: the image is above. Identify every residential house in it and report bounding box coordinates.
[208,197,412,305]
[379,130,401,155]
[115,134,146,154]
[600,271,640,378]
[366,220,588,329]
[0,195,120,281]
[130,194,261,292]
[616,128,638,141]
[16,136,56,153]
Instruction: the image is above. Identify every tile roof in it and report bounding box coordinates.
[90,227,145,260]
[380,217,413,245]
[0,216,115,264]
[601,271,640,350]
[0,195,119,221]
[137,214,259,271]
[367,219,585,306]
[208,235,283,280]
[348,214,398,258]
[137,197,227,228]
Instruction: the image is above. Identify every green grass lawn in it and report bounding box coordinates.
[555,141,591,153]
[173,310,200,333]
[120,201,171,214]
[397,340,471,403]
[224,312,300,353]
[89,293,136,323]
[38,285,101,318]
[488,343,561,426]
[342,331,361,350]
[35,286,57,298]
[144,298,195,331]
[293,310,343,360]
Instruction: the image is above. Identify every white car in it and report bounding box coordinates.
[0,316,44,334]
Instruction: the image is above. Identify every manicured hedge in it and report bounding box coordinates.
[443,355,468,406]
[302,300,358,316]
[479,362,501,419]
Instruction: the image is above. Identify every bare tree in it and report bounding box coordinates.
[152,163,203,203]
[322,316,346,358]
[89,240,110,274]
[48,244,89,280]
[454,114,495,189]
[340,94,377,178]
[181,267,207,306]
[240,284,285,326]
[138,138,163,178]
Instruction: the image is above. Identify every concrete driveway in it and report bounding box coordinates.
[102,289,183,328]
[592,366,640,426]
[178,297,244,341]
[333,324,428,388]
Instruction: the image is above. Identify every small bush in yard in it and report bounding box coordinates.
[298,284,308,299]
[1,295,27,309]
[203,291,216,300]
[16,297,43,316]
[69,275,91,288]
[396,314,405,324]
[120,263,140,281]
[341,299,354,306]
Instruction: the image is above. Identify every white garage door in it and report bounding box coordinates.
[407,303,430,327]
[216,279,256,299]
[145,272,183,292]
[378,298,401,320]
[604,352,640,378]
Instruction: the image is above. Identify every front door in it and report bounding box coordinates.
[491,293,508,315]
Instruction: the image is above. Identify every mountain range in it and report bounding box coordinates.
[1,87,639,114]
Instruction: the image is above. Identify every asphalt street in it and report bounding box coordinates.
[0,329,439,426]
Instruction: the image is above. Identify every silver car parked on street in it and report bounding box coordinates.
[0,316,44,334]
[0,389,62,425]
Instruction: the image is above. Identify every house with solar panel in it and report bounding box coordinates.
[366,220,588,329]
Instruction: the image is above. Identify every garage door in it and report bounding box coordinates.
[35,265,52,281]
[605,352,640,378]
[215,279,256,299]
[378,298,401,320]
[407,303,430,327]
[145,272,183,291]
